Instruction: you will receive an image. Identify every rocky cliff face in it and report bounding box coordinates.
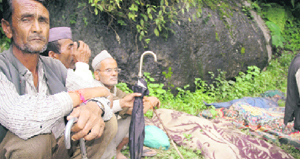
[47,0,270,91]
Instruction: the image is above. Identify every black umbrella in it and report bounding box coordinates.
[129,51,157,159]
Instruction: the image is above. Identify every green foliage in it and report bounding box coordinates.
[0,3,11,52]
[162,67,174,88]
[283,17,300,51]
[255,1,300,50]
[143,72,167,99]
[87,0,188,45]
[279,144,300,159]
[78,2,87,8]
[215,32,220,41]
[87,0,234,47]
[241,5,254,19]
[121,143,203,159]
[203,13,211,24]
[265,21,286,48]
[157,145,202,158]
[251,1,261,14]
[69,13,78,25]
[83,17,88,26]
[116,82,133,93]
[241,47,245,54]
[264,4,287,32]
[0,27,11,52]
[251,1,295,50]
[291,0,295,8]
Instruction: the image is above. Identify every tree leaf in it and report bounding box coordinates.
[291,0,295,8]
[158,25,162,31]
[145,38,151,44]
[95,8,98,15]
[147,7,151,14]
[160,0,164,6]
[97,4,103,11]
[149,14,153,20]
[154,28,159,36]
[140,13,148,21]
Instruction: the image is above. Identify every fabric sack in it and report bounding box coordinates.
[144,125,170,150]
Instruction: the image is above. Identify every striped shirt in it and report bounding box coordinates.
[0,60,112,140]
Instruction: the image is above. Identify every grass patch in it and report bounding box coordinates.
[120,145,204,159]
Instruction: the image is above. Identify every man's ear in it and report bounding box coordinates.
[48,51,59,59]
[94,71,100,80]
[1,19,13,39]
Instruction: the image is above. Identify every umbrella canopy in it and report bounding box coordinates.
[129,77,149,159]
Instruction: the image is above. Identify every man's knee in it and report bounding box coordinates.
[81,115,118,159]
[104,114,118,140]
[0,131,55,159]
[115,117,131,145]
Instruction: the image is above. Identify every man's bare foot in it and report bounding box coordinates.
[142,147,157,157]
[116,150,128,159]
[117,137,129,151]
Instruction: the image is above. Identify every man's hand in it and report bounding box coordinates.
[143,96,161,113]
[67,101,105,141]
[119,93,142,108]
[125,96,160,114]
[73,40,91,64]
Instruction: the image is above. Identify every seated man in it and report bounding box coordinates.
[42,27,94,83]
[92,50,160,159]
[43,27,113,113]
[0,0,116,158]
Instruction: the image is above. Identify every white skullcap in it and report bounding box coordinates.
[92,50,113,70]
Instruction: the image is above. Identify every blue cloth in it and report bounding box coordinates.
[204,97,279,109]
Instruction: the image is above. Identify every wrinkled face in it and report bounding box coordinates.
[94,58,118,89]
[57,39,75,69]
[9,0,49,54]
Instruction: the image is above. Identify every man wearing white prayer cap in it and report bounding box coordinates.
[92,50,160,159]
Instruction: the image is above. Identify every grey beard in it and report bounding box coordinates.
[13,40,47,54]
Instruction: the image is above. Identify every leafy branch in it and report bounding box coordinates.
[87,0,205,47]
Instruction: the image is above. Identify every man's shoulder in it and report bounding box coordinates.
[0,48,10,60]
[40,56,67,70]
[115,87,128,98]
[40,55,62,65]
[0,49,12,67]
[290,54,300,69]
[93,79,105,87]
[116,87,125,93]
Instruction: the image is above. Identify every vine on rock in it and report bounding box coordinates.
[88,0,234,48]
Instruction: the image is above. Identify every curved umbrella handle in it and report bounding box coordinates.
[65,117,88,159]
[138,51,157,78]
[65,117,77,149]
